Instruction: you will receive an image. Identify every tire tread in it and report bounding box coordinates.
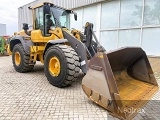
[12,43,34,73]
[44,44,80,87]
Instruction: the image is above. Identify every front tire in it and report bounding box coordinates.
[44,45,80,87]
[12,43,34,72]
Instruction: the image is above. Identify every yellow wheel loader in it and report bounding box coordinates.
[0,36,9,56]
[6,37,12,55]
[9,2,158,119]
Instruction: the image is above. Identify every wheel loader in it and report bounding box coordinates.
[10,2,158,119]
[0,36,9,56]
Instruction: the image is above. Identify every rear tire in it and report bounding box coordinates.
[12,43,34,72]
[44,44,80,87]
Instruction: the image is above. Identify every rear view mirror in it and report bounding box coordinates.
[43,3,50,14]
[74,13,77,21]
[23,23,29,30]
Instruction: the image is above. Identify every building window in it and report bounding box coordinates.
[142,28,160,56]
[143,0,160,26]
[120,0,143,28]
[118,29,141,47]
[98,0,160,56]
[70,8,83,31]
[70,0,160,56]
[83,5,97,31]
[70,5,97,31]
[100,31,118,51]
[101,1,119,29]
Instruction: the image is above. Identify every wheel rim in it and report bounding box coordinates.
[49,56,61,77]
[15,51,21,66]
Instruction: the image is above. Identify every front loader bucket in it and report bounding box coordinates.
[82,47,158,120]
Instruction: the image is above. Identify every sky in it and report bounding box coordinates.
[0,0,35,35]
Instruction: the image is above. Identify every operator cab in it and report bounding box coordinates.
[33,2,77,36]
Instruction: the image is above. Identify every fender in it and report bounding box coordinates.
[10,35,34,54]
[63,30,88,74]
[43,39,68,55]
[44,33,88,74]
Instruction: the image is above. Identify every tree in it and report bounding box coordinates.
[133,0,160,25]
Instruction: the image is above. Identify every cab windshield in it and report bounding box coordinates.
[50,7,71,28]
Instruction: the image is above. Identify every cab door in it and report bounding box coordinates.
[31,6,44,42]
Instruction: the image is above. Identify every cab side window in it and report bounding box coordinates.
[35,7,44,33]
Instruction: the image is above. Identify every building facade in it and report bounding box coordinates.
[18,0,160,56]
[0,23,6,36]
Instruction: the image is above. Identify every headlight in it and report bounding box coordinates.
[50,26,56,30]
